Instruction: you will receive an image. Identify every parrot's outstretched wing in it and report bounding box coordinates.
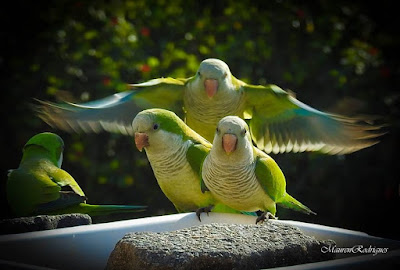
[243,84,384,154]
[36,78,186,135]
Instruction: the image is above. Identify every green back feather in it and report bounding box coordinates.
[254,148,315,215]
[186,143,211,193]
[254,150,286,202]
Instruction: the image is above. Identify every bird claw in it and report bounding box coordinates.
[255,212,277,224]
[195,205,214,222]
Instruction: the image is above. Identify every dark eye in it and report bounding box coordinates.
[197,71,202,77]
[223,72,227,78]
[241,129,247,136]
[216,127,220,134]
[153,123,159,130]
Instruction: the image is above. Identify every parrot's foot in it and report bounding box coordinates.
[196,205,214,222]
[255,211,276,224]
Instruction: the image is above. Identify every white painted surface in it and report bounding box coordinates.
[0,213,398,270]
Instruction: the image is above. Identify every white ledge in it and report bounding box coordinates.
[0,213,399,270]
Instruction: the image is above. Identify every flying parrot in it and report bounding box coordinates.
[201,116,316,224]
[132,108,248,217]
[37,58,382,155]
[7,132,147,217]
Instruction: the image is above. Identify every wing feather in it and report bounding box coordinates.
[36,78,186,136]
[243,84,384,154]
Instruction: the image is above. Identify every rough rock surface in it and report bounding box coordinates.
[106,222,335,270]
[0,214,92,234]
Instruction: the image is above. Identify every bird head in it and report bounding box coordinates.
[192,58,233,99]
[23,132,64,167]
[211,116,254,162]
[132,109,187,153]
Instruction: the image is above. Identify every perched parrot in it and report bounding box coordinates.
[7,132,147,217]
[37,58,382,155]
[131,108,247,217]
[201,116,316,224]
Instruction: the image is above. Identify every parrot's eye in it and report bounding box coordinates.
[216,127,220,134]
[223,72,227,79]
[153,123,159,130]
[197,71,202,77]
[241,129,247,136]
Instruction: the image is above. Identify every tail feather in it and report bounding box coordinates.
[278,193,316,215]
[51,203,147,217]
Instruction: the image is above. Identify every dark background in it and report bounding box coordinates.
[1,1,399,240]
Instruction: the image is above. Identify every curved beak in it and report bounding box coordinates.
[204,79,219,98]
[222,133,237,154]
[134,132,149,152]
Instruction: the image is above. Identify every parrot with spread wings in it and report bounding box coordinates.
[37,58,382,155]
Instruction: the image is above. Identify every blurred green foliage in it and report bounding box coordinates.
[1,1,399,238]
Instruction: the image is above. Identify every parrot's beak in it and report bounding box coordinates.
[204,79,218,98]
[222,133,237,154]
[134,132,149,152]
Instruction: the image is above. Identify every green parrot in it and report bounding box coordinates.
[7,132,146,217]
[37,58,382,155]
[131,108,246,218]
[201,116,316,224]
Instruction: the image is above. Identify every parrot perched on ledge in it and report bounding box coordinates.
[37,58,383,155]
[7,132,147,217]
[201,116,316,224]
[132,108,247,218]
